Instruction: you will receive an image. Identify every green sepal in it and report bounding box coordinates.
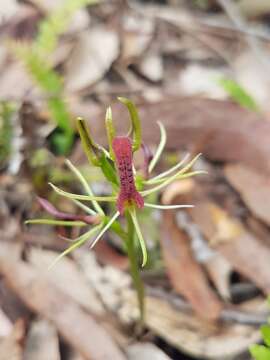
[99,152,118,186]
[118,97,142,152]
[76,118,101,166]
[105,106,116,160]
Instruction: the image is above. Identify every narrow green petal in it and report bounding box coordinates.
[76,117,100,166]
[144,203,194,210]
[148,122,167,173]
[49,182,116,202]
[70,199,96,216]
[65,159,104,214]
[25,219,87,226]
[142,153,202,197]
[147,153,190,184]
[146,170,207,185]
[90,211,120,249]
[118,97,142,152]
[129,208,147,267]
[48,225,101,270]
[105,106,116,160]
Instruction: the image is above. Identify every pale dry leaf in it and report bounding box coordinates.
[0,257,125,360]
[65,27,119,92]
[138,53,163,82]
[127,343,171,360]
[29,248,104,316]
[24,320,60,360]
[0,320,24,360]
[205,255,232,301]
[0,0,19,23]
[191,202,270,294]
[224,163,270,226]
[234,50,270,110]
[145,296,261,359]
[120,14,154,63]
[179,64,228,99]
[0,308,13,338]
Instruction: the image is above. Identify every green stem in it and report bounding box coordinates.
[125,211,145,325]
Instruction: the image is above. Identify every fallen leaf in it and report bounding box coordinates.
[0,320,25,360]
[120,14,154,64]
[29,248,104,316]
[65,27,119,92]
[225,163,270,227]
[191,202,270,294]
[161,210,222,320]
[0,255,126,360]
[137,53,163,82]
[145,295,262,359]
[127,343,171,360]
[24,320,60,360]
[0,308,13,338]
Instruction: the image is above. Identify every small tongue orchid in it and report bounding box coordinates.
[112,136,144,215]
[26,97,204,322]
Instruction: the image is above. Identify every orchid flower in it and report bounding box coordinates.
[26,97,204,268]
[26,97,204,321]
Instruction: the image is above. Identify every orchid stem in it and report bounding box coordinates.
[125,211,145,327]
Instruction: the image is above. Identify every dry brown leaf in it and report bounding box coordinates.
[161,211,222,320]
[94,241,129,271]
[0,256,126,360]
[225,163,270,226]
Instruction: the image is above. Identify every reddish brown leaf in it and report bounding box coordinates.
[161,210,222,320]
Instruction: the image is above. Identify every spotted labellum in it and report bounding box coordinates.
[113,136,144,214]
